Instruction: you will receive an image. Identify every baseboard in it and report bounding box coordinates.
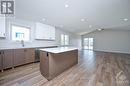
[93,49,130,54]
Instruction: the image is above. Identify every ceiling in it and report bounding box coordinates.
[15,0,130,35]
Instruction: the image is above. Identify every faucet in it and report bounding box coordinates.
[21,40,25,47]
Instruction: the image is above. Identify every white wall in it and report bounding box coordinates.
[0,18,81,49]
[82,29,130,54]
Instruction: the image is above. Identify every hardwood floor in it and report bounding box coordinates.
[0,50,130,86]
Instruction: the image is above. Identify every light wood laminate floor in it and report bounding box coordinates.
[0,50,130,86]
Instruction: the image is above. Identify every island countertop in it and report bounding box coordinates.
[39,47,78,53]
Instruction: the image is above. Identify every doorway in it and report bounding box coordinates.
[83,38,93,50]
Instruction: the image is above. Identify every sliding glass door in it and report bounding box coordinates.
[83,38,89,49]
[83,38,93,50]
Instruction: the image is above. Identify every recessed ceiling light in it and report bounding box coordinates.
[59,25,63,28]
[81,19,85,22]
[65,4,69,8]
[98,29,104,31]
[123,18,128,21]
[89,25,92,28]
[42,18,46,21]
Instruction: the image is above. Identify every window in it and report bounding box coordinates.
[11,25,30,41]
[83,38,93,50]
[61,34,69,45]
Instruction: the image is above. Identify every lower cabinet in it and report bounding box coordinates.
[0,52,2,70]
[40,50,78,80]
[14,48,35,66]
[0,48,35,71]
[25,48,35,64]
[3,50,13,69]
[0,50,14,70]
[14,49,25,66]
[14,48,35,67]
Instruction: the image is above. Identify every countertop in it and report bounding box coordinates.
[39,47,78,53]
[0,46,58,50]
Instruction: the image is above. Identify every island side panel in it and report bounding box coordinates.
[49,49,78,80]
[40,51,49,79]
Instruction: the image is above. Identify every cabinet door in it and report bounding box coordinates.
[0,51,2,70]
[35,23,44,39]
[49,26,55,40]
[40,51,49,78]
[35,23,50,39]
[25,48,35,64]
[35,22,55,40]
[14,49,25,66]
[0,17,6,37]
[3,50,13,69]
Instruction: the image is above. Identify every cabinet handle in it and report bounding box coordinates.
[46,52,49,57]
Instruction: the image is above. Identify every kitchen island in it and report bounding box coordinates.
[39,47,78,80]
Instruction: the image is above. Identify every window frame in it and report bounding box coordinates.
[11,24,31,42]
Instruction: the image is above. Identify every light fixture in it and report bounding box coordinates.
[59,25,63,28]
[98,29,103,31]
[89,25,92,28]
[123,18,128,21]
[42,18,46,21]
[81,19,85,22]
[65,4,69,8]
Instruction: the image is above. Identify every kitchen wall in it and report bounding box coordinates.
[82,29,130,54]
[0,18,81,49]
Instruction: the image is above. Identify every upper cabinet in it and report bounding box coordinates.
[0,17,6,38]
[35,22,55,40]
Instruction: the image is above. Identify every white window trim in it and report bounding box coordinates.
[10,24,31,42]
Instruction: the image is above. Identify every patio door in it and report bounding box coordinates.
[83,38,93,50]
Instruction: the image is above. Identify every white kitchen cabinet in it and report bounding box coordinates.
[48,26,55,40]
[35,22,55,40]
[0,17,6,38]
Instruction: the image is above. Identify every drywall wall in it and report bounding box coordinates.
[82,29,130,54]
[0,18,81,49]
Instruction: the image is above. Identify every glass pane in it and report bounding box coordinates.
[84,38,89,49]
[16,32,24,39]
[89,38,93,50]
[65,35,69,45]
[61,34,64,45]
